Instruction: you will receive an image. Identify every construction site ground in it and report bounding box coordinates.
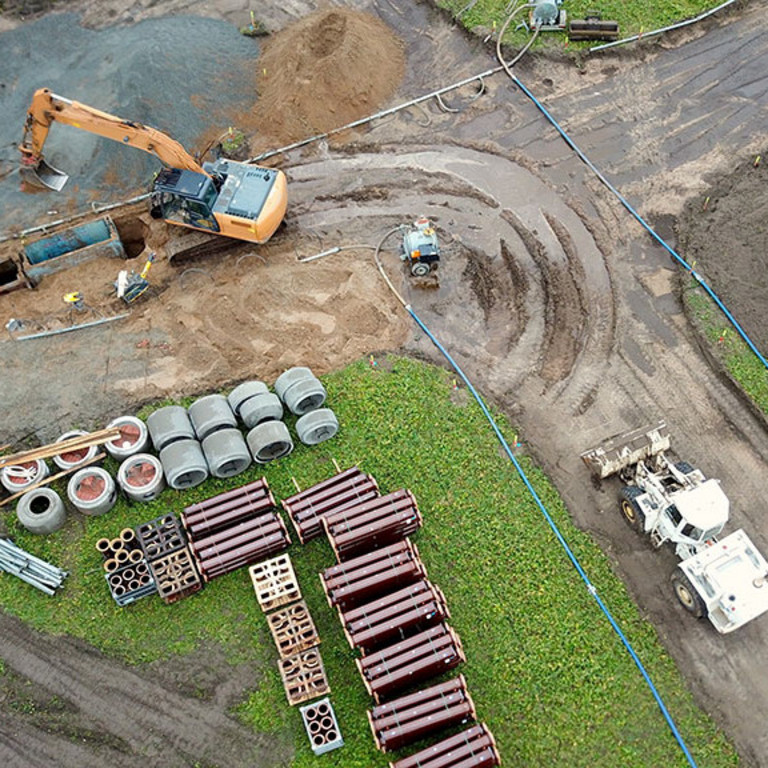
[1,0,768,766]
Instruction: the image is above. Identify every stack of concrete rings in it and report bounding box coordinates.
[230,380,294,464]
[147,405,209,490]
[1,458,49,494]
[117,453,165,502]
[275,367,339,446]
[104,416,150,460]
[67,466,117,516]
[16,487,67,534]
[189,394,251,479]
[52,430,100,471]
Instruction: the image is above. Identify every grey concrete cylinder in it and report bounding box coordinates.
[159,439,209,490]
[283,377,327,416]
[147,405,195,451]
[1,459,49,494]
[67,467,118,516]
[228,380,269,417]
[295,408,340,446]
[53,430,99,471]
[16,487,67,534]
[117,454,165,502]
[239,392,283,429]
[188,394,237,440]
[105,416,150,460]
[246,421,294,464]
[202,428,252,478]
[274,367,314,400]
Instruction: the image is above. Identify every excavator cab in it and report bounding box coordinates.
[150,168,220,232]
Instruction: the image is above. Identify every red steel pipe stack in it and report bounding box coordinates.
[368,675,476,753]
[388,723,500,768]
[182,478,290,581]
[320,539,426,609]
[339,579,450,652]
[281,466,380,543]
[356,623,465,703]
[181,478,275,538]
[323,489,422,562]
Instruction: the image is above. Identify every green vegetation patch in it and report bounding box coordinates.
[438,0,730,46]
[0,357,738,766]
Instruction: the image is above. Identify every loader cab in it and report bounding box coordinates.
[150,168,220,232]
[666,479,729,544]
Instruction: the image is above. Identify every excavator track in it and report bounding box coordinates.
[165,230,246,264]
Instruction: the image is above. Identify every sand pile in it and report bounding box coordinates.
[250,8,406,143]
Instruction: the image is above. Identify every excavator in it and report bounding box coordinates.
[18,88,287,258]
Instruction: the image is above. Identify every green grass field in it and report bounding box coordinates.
[438,0,730,45]
[0,357,738,767]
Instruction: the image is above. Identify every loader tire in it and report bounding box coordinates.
[619,485,645,534]
[672,569,707,619]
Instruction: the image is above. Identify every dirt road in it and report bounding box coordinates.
[1,0,768,766]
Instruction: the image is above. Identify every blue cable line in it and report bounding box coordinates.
[511,74,768,372]
[406,306,699,768]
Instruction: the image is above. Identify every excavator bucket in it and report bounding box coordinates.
[580,422,670,479]
[20,158,69,192]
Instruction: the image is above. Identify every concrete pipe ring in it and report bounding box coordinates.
[117,453,165,502]
[228,380,269,417]
[246,421,294,464]
[53,430,99,471]
[16,487,67,534]
[188,394,237,441]
[105,416,150,460]
[274,366,314,401]
[159,439,209,490]
[147,406,194,451]
[239,392,284,429]
[284,377,327,416]
[67,466,117,516]
[295,408,339,446]
[201,428,252,478]
[1,458,49,493]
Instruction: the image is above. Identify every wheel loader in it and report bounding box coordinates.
[18,88,287,259]
[581,422,768,633]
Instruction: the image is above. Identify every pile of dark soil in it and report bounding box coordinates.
[248,8,406,143]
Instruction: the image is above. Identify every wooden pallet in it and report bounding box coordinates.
[278,647,330,706]
[249,553,301,612]
[267,600,320,659]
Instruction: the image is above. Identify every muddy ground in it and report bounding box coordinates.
[2,0,768,766]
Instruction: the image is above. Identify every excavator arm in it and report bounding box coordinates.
[19,88,207,191]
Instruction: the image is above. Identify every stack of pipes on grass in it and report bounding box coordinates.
[282,466,379,543]
[0,537,68,595]
[181,477,290,580]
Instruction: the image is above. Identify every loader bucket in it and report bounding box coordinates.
[580,422,670,479]
[20,158,69,192]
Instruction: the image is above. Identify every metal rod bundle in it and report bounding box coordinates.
[339,579,449,652]
[282,466,380,543]
[323,489,422,561]
[0,538,68,595]
[320,539,426,609]
[388,723,500,768]
[181,478,275,537]
[356,623,465,703]
[368,675,476,753]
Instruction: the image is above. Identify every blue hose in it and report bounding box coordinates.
[510,74,768,373]
[406,305,699,768]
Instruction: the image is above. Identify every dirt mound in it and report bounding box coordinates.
[249,8,405,143]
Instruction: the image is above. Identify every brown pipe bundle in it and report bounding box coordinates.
[339,579,449,652]
[320,539,426,608]
[282,467,380,543]
[356,623,465,703]
[388,723,500,768]
[323,489,422,561]
[368,675,476,752]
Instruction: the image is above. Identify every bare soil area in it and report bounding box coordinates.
[2,1,768,767]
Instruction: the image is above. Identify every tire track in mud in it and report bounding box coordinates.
[0,612,282,768]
